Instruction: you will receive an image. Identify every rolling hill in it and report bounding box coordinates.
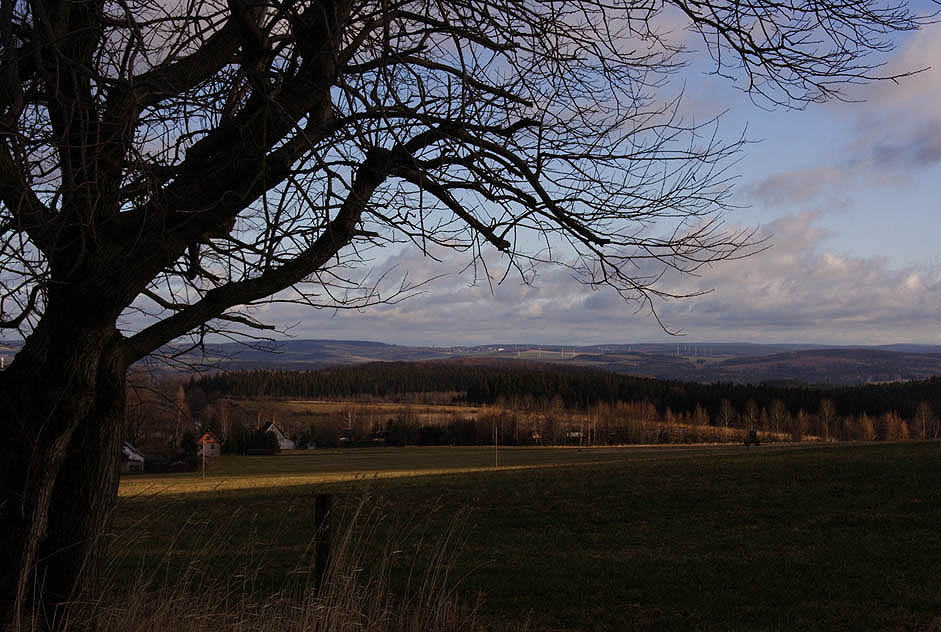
[156,339,941,386]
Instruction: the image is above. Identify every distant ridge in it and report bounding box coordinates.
[4,337,937,384]
[149,339,941,386]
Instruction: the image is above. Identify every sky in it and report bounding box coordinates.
[1,5,936,354]
[248,14,941,348]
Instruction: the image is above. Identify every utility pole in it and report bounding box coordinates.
[493,423,499,467]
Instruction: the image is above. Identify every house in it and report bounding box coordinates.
[197,430,222,457]
[261,421,296,450]
[120,441,145,474]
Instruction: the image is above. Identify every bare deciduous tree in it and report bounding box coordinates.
[819,397,837,442]
[743,399,759,430]
[914,401,934,440]
[692,403,711,428]
[769,398,789,435]
[717,398,737,428]
[0,0,928,625]
[791,408,807,442]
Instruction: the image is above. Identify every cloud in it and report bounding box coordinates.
[119,22,941,348]
[243,213,941,345]
[865,23,941,111]
[870,119,941,168]
[650,213,941,342]
[739,23,941,210]
[838,23,941,171]
[743,166,853,207]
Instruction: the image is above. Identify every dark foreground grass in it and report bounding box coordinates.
[113,442,941,631]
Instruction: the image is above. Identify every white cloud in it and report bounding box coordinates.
[734,22,941,215]
[243,213,941,345]
[839,23,941,171]
[653,213,941,342]
[866,23,941,110]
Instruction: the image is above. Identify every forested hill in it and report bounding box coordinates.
[144,339,941,385]
[191,360,941,421]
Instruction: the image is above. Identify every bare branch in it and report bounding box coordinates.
[125,144,405,360]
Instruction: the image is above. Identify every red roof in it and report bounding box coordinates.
[198,431,220,444]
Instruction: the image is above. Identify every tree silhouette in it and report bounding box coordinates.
[0,0,928,625]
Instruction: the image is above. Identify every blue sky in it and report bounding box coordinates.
[249,17,941,348]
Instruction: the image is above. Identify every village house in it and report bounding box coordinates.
[262,421,296,451]
[120,441,145,473]
[197,430,222,457]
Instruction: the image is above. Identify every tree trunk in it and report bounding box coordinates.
[0,317,127,631]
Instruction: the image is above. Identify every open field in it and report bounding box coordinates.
[114,442,941,630]
[119,445,763,496]
[120,445,641,495]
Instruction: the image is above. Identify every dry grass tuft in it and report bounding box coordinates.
[20,496,478,632]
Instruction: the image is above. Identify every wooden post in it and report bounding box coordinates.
[314,493,333,596]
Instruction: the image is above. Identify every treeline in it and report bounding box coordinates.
[297,401,770,448]
[190,360,941,424]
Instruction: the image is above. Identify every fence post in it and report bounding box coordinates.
[314,493,333,597]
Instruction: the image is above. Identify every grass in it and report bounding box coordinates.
[68,495,476,632]
[114,442,941,631]
[119,445,707,496]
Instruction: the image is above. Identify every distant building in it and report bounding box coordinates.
[197,430,222,457]
[120,441,145,474]
[261,421,296,451]
[564,430,583,445]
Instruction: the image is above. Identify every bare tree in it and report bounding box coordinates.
[914,401,934,440]
[217,398,233,441]
[819,398,837,442]
[0,0,928,625]
[692,403,710,428]
[717,398,737,428]
[769,398,789,435]
[743,399,759,430]
[790,409,807,442]
[858,413,877,441]
[758,407,770,433]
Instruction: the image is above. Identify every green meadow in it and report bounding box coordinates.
[114,443,941,631]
